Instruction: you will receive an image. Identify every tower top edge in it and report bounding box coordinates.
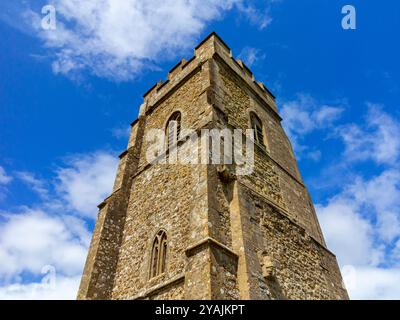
[141,32,276,105]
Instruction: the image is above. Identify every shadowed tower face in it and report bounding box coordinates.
[77,33,349,300]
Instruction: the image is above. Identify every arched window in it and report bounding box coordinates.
[150,230,168,278]
[250,112,266,148]
[166,112,181,150]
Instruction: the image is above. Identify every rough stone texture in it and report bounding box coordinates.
[77,32,348,300]
[111,163,195,299]
[238,187,347,299]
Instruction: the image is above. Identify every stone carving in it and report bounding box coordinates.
[260,253,275,280]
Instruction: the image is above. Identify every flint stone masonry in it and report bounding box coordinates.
[77,32,349,300]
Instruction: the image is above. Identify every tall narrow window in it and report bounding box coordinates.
[250,113,266,148]
[166,111,181,150]
[150,230,168,278]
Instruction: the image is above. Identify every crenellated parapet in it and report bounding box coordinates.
[142,32,277,116]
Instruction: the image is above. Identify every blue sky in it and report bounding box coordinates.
[0,0,400,299]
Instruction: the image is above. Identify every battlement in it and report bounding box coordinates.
[142,32,276,113]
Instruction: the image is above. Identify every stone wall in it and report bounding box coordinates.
[238,187,348,299]
[78,32,348,300]
[111,52,214,299]
[148,279,185,300]
[212,56,325,243]
[112,163,194,299]
[137,67,212,170]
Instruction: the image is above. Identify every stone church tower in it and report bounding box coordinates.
[77,33,348,300]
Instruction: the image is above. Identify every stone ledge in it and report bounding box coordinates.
[185,236,239,259]
[130,117,139,127]
[130,273,185,300]
[118,149,128,159]
[97,187,121,210]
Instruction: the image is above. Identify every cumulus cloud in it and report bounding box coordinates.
[316,106,400,299]
[8,152,118,218]
[3,0,279,81]
[55,151,118,218]
[0,275,81,300]
[348,170,400,243]
[317,168,400,299]
[280,94,344,159]
[342,266,400,300]
[281,94,344,136]
[0,150,118,299]
[338,104,400,165]
[317,194,383,267]
[0,209,89,281]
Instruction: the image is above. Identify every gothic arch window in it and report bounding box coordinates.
[250,112,266,148]
[166,111,181,150]
[149,230,168,278]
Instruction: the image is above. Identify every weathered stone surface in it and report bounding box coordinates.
[77,32,348,300]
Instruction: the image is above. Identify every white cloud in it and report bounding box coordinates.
[0,166,12,201]
[0,209,89,281]
[111,126,131,140]
[342,266,400,300]
[349,170,400,243]
[55,151,118,218]
[338,104,400,165]
[8,0,278,81]
[392,240,400,265]
[0,166,12,185]
[317,167,400,299]
[317,167,400,264]
[304,150,321,162]
[314,104,400,299]
[313,106,345,126]
[16,171,49,198]
[0,150,118,299]
[8,152,118,219]
[0,275,81,300]
[238,46,266,67]
[280,94,344,159]
[235,1,274,29]
[317,199,382,267]
[281,94,344,136]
